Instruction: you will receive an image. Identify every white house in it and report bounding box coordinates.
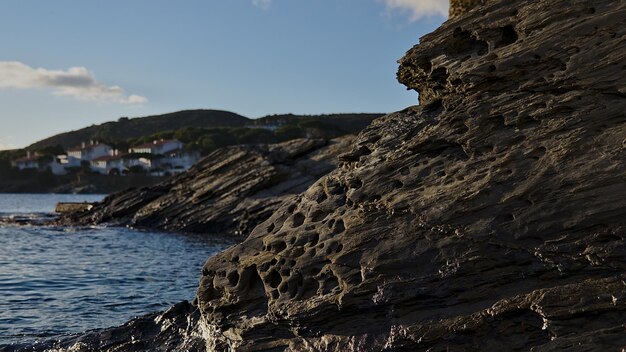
[90,155,126,175]
[11,152,42,170]
[11,139,199,178]
[129,139,184,155]
[126,139,195,175]
[12,152,67,175]
[67,141,112,161]
[117,155,155,174]
[161,149,200,174]
[57,154,82,168]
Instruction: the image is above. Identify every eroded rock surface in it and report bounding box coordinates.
[196,0,626,350]
[59,137,354,236]
[450,0,488,18]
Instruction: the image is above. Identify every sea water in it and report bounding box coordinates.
[0,194,232,344]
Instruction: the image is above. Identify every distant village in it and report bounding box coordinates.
[11,139,200,176]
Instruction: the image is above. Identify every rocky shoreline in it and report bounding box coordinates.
[0,301,204,352]
[56,137,355,237]
[3,0,625,351]
[0,173,168,195]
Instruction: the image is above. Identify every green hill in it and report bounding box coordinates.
[28,109,250,150]
[26,110,383,152]
[1,108,384,167]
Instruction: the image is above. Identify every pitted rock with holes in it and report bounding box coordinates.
[196,0,626,350]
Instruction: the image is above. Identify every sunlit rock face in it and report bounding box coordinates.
[196,0,626,350]
[450,0,488,18]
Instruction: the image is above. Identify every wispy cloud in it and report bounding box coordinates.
[0,61,148,105]
[381,0,448,21]
[252,0,272,10]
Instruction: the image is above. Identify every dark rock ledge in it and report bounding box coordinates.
[5,0,626,350]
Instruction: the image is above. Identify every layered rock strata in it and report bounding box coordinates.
[59,137,354,236]
[195,0,626,350]
[0,301,206,352]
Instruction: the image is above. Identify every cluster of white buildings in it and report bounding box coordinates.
[12,140,200,176]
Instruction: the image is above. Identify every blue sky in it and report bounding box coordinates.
[0,0,447,150]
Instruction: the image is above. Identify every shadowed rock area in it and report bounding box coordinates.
[58,137,354,236]
[0,301,207,352]
[195,0,626,350]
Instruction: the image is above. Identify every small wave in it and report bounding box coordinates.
[0,223,230,345]
[0,212,58,227]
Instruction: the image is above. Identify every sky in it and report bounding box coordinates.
[0,0,448,150]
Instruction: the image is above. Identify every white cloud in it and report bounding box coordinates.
[381,0,449,21]
[0,61,148,105]
[252,0,271,10]
[124,94,149,105]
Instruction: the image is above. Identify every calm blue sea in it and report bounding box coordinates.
[0,193,232,345]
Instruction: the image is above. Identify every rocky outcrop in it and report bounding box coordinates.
[195,0,626,350]
[59,137,355,236]
[0,301,205,352]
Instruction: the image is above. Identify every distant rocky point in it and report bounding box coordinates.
[58,137,355,237]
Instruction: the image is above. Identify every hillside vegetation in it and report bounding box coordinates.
[28,110,249,150]
[26,110,383,152]
[124,114,380,155]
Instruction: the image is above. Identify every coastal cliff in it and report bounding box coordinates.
[59,137,355,236]
[4,0,625,351]
[195,0,626,350]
